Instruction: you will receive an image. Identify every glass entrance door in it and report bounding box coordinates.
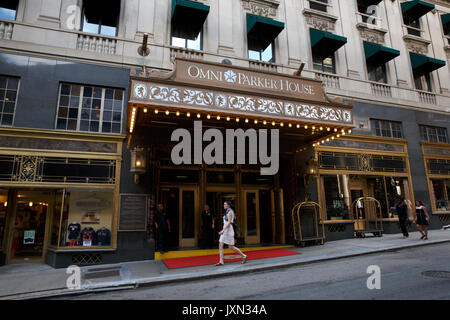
[244,190,260,244]
[180,187,198,248]
[10,190,52,262]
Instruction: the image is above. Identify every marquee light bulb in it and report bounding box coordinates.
[155,109,159,114]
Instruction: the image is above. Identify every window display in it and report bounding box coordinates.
[50,189,115,248]
[431,179,449,211]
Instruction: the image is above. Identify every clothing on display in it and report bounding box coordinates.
[80,227,96,246]
[96,227,111,246]
[68,223,81,240]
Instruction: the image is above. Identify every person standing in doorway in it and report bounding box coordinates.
[215,201,247,266]
[396,197,409,238]
[201,204,215,249]
[415,200,430,240]
[154,203,171,254]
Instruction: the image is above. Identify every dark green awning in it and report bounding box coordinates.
[247,14,285,51]
[171,0,210,40]
[364,42,400,66]
[310,28,347,59]
[442,13,450,28]
[401,0,435,23]
[410,52,446,77]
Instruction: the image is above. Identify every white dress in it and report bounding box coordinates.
[219,210,235,245]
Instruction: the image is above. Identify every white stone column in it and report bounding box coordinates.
[384,0,412,88]
[284,0,307,68]
[337,0,363,79]
[136,0,155,40]
[217,0,235,55]
[38,0,62,27]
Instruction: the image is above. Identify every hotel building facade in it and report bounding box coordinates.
[0,0,449,267]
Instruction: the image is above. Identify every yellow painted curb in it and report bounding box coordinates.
[154,245,294,260]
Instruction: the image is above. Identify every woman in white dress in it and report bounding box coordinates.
[215,201,247,266]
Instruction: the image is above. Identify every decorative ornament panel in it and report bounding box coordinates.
[242,0,279,17]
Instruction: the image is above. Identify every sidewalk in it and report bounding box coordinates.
[1,229,449,300]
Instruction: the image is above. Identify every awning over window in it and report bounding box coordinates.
[171,0,210,40]
[247,14,285,51]
[401,0,435,23]
[442,13,450,28]
[410,52,446,76]
[310,28,347,59]
[364,41,400,66]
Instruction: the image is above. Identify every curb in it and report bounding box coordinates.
[3,238,450,300]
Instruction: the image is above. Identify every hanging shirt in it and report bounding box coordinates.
[68,223,81,240]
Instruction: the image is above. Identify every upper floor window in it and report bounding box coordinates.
[357,0,380,25]
[420,125,448,143]
[371,119,403,139]
[248,42,274,62]
[309,0,328,13]
[56,83,124,134]
[0,0,18,20]
[368,63,387,83]
[313,54,336,74]
[82,0,120,37]
[406,18,421,37]
[414,71,433,92]
[0,76,19,126]
[171,32,202,51]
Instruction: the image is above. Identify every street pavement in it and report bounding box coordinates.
[56,242,450,300]
[0,229,449,300]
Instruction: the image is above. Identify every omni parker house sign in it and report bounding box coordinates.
[128,57,354,140]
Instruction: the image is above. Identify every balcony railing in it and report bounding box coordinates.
[0,20,14,40]
[418,90,437,105]
[316,72,340,89]
[170,47,204,60]
[403,24,424,38]
[249,60,278,72]
[76,34,117,55]
[356,12,383,28]
[371,82,392,97]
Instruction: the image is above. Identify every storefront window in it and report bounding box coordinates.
[322,175,411,220]
[431,179,449,211]
[0,189,7,249]
[52,189,114,248]
[322,175,351,220]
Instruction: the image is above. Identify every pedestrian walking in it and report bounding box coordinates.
[215,201,247,266]
[414,200,430,240]
[395,197,409,238]
[201,204,215,249]
[155,203,171,254]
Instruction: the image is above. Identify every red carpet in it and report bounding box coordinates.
[162,248,300,269]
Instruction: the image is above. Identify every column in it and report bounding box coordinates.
[217,0,235,55]
[38,0,62,27]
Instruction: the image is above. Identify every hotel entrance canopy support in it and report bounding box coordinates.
[127,57,354,147]
[401,0,435,24]
[171,0,210,40]
[410,52,446,77]
[246,14,285,51]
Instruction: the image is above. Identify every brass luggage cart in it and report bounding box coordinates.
[291,201,325,247]
[352,197,383,238]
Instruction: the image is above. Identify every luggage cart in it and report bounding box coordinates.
[352,197,383,238]
[291,201,325,247]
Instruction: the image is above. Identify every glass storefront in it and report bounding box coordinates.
[321,174,411,221]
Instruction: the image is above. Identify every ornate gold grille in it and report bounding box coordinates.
[72,253,103,265]
[327,224,346,233]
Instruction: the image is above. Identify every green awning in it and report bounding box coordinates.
[401,0,435,24]
[247,14,285,51]
[364,42,400,66]
[171,0,210,40]
[410,52,446,77]
[442,13,450,28]
[310,28,347,59]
